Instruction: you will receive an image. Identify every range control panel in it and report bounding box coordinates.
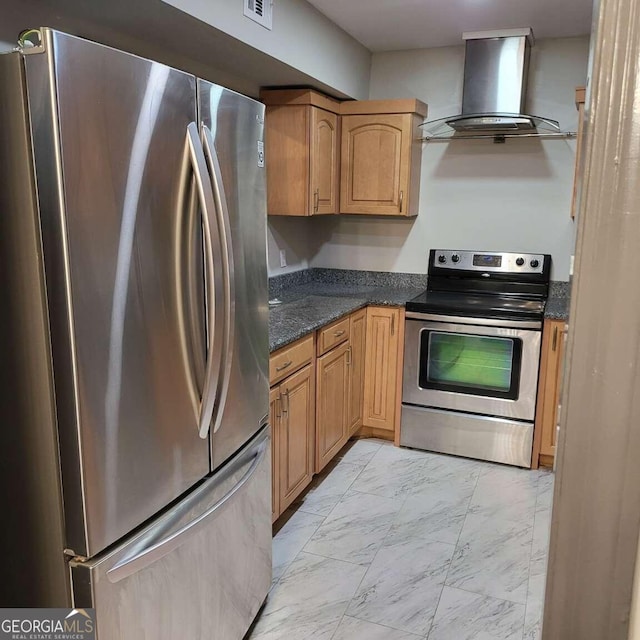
[430,250,548,275]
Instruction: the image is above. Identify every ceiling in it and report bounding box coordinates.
[306,0,593,51]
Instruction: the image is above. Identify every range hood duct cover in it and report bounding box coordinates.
[423,28,561,137]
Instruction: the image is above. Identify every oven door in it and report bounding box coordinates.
[403,313,542,421]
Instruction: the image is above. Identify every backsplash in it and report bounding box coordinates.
[270,267,569,300]
[269,268,429,299]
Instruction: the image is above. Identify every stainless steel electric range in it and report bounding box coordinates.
[401,249,551,468]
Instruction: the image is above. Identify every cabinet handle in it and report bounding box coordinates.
[391,314,395,336]
[552,326,558,351]
[399,190,404,212]
[282,389,289,414]
[333,329,346,338]
[276,360,292,372]
[346,345,352,366]
[313,189,319,213]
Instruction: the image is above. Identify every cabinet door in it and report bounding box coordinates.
[279,364,315,512]
[363,307,401,432]
[310,107,339,215]
[265,104,310,216]
[316,342,350,472]
[538,320,567,460]
[347,309,367,435]
[269,387,281,522]
[340,114,412,215]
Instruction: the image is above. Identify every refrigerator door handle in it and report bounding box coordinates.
[201,125,235,435]
[186,123,224,439]
[105,432,269,584]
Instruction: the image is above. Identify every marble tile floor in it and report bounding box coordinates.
[248,438,553,640]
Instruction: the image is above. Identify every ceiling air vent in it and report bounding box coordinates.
[244,0,273,30]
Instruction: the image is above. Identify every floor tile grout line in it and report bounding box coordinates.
[343,612,430,639]
[271,511,329,588]
[336,490,412,638]
[522,471,553,637]
[521,472,548,640]
[427,468,483,640]
[438,582,529,607]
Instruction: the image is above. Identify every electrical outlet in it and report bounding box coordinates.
[570,255,575,276]
[279,249,287,268]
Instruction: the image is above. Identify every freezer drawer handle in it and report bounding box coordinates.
[186,122,224,439]
[106,434,269,584]
[202,125,236,435]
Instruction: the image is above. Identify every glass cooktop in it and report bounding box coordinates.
[406,290,546,321]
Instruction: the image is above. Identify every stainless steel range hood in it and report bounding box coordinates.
[421,28,565,140]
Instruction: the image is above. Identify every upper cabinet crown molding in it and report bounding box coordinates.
[260,88,342,113]
[339,98,428,118]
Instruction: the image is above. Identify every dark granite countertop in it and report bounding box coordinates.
[268,269,572,350]
[268,271,426,352]
[545,281,572,321]
[269,295,367,352]
[544,297,570,320]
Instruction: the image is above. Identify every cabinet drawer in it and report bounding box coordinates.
[317,316,350,356]
[270,334,314,386]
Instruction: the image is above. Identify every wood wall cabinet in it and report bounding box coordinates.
[270,335,315,522]
[532,319,567,468]
[261,89,340,216]
[571,86,587,220]
[362,306,405,436]
[339,100,427,216]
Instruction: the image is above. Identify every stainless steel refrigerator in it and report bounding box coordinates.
[0,28,270,638]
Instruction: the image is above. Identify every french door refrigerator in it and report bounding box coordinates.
[0,28,270,638]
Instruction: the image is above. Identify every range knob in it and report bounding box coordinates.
[530,259,540,268]
[451,254,460,263]
[438,254,446,264]
[515,257,525,266]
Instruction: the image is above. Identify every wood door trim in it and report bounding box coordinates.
[543,0,640,637]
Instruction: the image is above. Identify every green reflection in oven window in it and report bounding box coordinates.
[428,333,513,392]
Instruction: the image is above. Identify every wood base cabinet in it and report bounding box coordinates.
[533,319,568,468]
[270,336,315,522]
[347,309,366,435]
[316,342,350,472]
[271,365,315,521]
[362,306,405,437]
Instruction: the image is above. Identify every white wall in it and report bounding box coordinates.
[267,217,314,275]
[308,36,591,280]
[162,0,371,99]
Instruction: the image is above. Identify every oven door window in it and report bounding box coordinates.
[419,330,522,400]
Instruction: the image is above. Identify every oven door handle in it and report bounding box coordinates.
[404,311,542,331]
